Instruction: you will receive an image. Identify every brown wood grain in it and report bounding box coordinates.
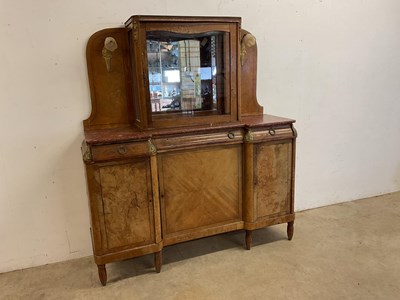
[91,141,149,162]
[244,214,295,231]
[155,129,243,152]
[84,28,132,130]
[243,137,255,224]
[159,145,242,235]
[240,29,263,116]
[97,264,107,286]
[150,155,162,244]
[83,114,295,146]
[83,16,297,285]
[93,242,163,265]
[254,141,292,219]
[125,16,241,25]
[84,164,103,256]
[163,221,244,246]
[99,161,154,250]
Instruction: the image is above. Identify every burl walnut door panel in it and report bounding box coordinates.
[158,145,242,237]
[254,140,292,219]
[98,160,155,251]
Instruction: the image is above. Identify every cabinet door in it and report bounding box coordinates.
[96,160,155,251]
[254,140,293,219]
[158,144,242,238]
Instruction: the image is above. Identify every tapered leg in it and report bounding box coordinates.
[97,264,107,286]
[245,230,253,250]
[154,251,162,273]
[287,221,294,240]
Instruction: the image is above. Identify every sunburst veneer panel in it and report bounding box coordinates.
[159,145,242,235]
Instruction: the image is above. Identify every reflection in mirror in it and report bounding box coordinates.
[147,32,226,115]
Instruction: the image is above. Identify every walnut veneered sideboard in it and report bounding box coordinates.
[81,15,296,286]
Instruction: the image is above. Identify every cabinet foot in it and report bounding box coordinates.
[97,264,107,286]
[154,251,162,273]
[287,221,294,241]
[245,230,252,250]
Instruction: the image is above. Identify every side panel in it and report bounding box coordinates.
[84,28,132,130]
[239,29,263,117]
[254,140,292,219]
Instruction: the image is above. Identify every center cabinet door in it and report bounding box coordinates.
[158,144,243,244]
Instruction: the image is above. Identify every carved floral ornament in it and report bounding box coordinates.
[244,130,254,142]
[148,139,157,156]
[82,143,92,162]
[102,37,118,72]
[240,31,256,66]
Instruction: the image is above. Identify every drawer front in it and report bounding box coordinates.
[250,126,294,143]
[155,129,243,152]
[91,141,149,161]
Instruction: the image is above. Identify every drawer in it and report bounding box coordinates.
[91,141,149,161]
[250,126,295,143]
[155,129,244,151]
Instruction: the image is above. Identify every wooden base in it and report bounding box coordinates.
[154,251,162,273]
[245,230,252,250]
[287,221,294,240]
[97,264,107,286]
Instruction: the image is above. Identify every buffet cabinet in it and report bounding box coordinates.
[82,15,296,285]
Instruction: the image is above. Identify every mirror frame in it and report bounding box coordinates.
[126,16,241,130]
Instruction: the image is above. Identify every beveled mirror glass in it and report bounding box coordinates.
[146,31,229,116]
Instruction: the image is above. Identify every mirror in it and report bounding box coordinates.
[146,31,227,115]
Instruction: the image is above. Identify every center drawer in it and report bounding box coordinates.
[155,129,244,152]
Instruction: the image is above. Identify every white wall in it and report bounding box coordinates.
[1,0,399,273]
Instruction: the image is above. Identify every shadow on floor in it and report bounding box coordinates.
[108,225,288,283]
